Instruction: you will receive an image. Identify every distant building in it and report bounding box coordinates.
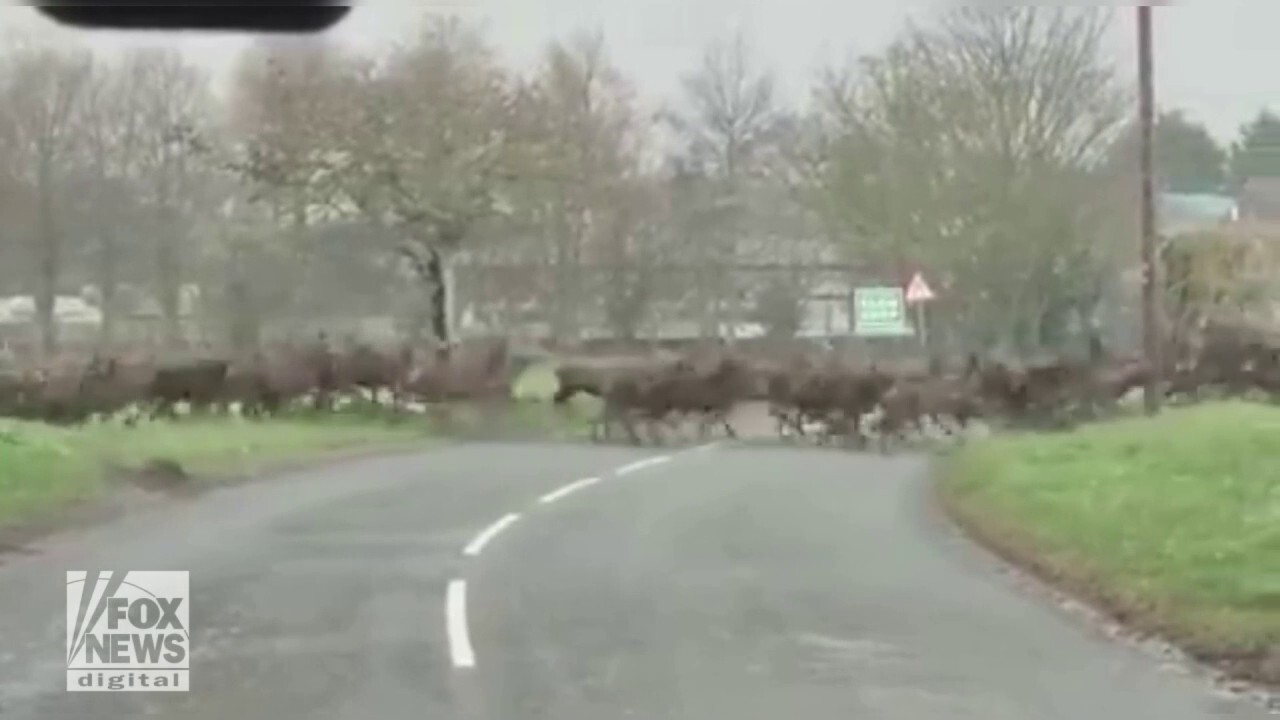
[1158,192,1238,237]
[0,296,103,326]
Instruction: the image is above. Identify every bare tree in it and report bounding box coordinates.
[225,37,355,343]
[676,32,781,182]
[672,33,787,337]
[598,176,669,339]
[76,55,149,348]
[520,30,648,339]
[128,48,215,351]
[0,39,92,357]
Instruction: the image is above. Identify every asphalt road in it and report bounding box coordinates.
[0,443,1269,719]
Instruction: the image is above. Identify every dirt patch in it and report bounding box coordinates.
[128,458,195,494]
[936,478,1280,699]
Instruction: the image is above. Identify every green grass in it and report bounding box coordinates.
[0,424,100,526]
[944,401,1280,655]
[0,414,433,527]
[509,360,600,436]
[512,361,561,401]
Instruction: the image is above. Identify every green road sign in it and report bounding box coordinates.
[853,286,913,337]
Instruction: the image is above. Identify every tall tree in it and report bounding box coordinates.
[1230,110,1280,182]
[675,32,781,182]
[523,30,646,339]
[1155,112,1227,193]
[0,40,93,356]
[1108,111,1227,194]
[321,17,520,345]
[128,48,215,351]
[76,55,150,347]
[672,32,785,336]
[226,37,354,342]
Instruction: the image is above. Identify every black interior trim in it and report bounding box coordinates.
[38,4,351,33]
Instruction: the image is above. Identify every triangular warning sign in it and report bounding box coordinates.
[905,272,935,303]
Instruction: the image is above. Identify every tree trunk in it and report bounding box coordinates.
[425,246,451,345]
[156,152,185,354]
[549,204,582,342]
[705,267,729,338]
[398,241,450,345]
[98,230,119,350]
[226,242,260,355]
[33,158,59,359]
[157,227,182,353]
[398,234,459,346]
[555,266,585,340]
[290,190,311,315]
[605,267,647,340]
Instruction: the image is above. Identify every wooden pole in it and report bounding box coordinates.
[1138,5,1162,415]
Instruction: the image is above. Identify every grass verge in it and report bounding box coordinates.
[0,414,433,529]
[940,401,1280,685]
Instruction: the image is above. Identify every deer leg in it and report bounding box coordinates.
[876,417,891,454]
[950,406,971,443]
[693,411,711,441]
[592,403,612,443]
[843,411,865,450]
[702,412,716,439]
[720,412,737,439]
[623,412,643,446]
[603,402,637,445]
[771,406,794,440]
[787,410,805,440]
[646,414,667,446]
[788,409,808,438]
[830,413,851,449]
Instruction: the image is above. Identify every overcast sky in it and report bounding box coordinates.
[6,1,1279,142]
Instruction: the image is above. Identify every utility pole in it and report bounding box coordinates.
[1138,5,1162,415]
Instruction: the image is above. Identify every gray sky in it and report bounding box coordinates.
[6,1,1278,142]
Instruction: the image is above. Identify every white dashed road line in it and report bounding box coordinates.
[539,476,602,505]
[445,579,476,669]
[463,513,521,557]
[448,447,720,670]
[615,455,672,476]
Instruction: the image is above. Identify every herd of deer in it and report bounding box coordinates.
[552,346,1143,449]
[1,318,1277,449]
[552,319,1280,449]
[0,336,524,426]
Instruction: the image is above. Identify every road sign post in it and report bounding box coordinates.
[904,272,936,348]
[914,302,928,348]
[854,287,913,338]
